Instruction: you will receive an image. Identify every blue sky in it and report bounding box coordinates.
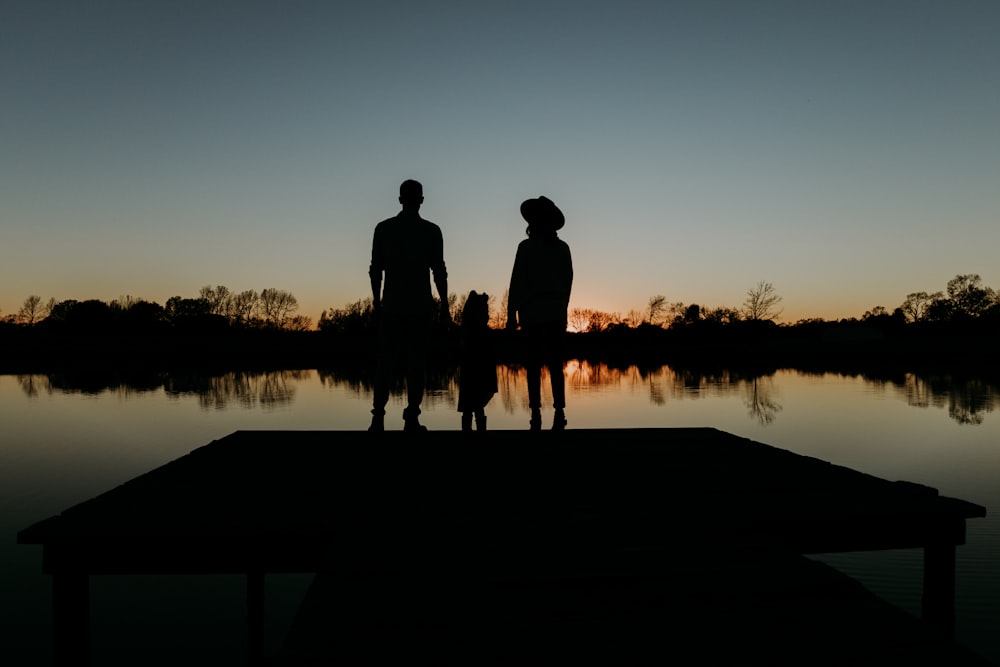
[3,1,998,324]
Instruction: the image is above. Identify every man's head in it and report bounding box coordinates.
[399,179,424,210]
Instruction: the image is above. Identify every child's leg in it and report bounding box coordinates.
[462,412,473,432]
[474,409,487,432]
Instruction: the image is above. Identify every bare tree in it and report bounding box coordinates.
[230,289,260,326]
[741,281,783,322]
[259,288,299,328]
[200,285,234,319]
[587,310,620,333]
[487,289,508,330]
[624,309,645,327]
[647,294,668,326]
[568,308,591,332]
[450,292,467,326]
[17,294,46,325]
[111,294,142,311]
[899,291,942,323]
[285,315,313,331]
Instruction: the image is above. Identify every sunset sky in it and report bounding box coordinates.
[3,1,998,325]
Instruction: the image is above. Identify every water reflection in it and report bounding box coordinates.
[745,376,781,425]
[15,370,308,410]
[14,363,1000,426]
[897,374,996,426]
[560,362,783,424]
[18,371,168,398]
[164,371,308,410]
[814,370,998,427]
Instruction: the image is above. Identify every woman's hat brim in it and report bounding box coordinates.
[520,196,564,231]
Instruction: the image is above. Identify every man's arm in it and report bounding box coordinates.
[369,227,383,311]
[431,226,449,323]
[369,267,382,311]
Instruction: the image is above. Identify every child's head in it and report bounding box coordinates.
[462,291,490,328]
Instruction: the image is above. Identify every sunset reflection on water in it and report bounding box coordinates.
[4,365,1000,665]
[10,362,997,429]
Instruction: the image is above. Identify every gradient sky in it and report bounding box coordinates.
[3,1,998,325]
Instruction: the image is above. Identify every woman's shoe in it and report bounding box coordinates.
[368,410,385,433]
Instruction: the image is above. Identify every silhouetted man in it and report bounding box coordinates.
[369,179,449,432]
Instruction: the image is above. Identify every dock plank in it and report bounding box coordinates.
[17,428,989,665]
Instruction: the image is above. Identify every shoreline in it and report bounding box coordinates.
[2,328,998,380]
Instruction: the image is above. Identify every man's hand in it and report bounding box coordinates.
[505,317,517,332]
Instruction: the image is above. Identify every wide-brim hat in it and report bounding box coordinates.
[520,196,564,231]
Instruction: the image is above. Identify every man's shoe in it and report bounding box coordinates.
[403,406,427,433]
[529,408,542,432]
[404,418,428,433]
[552,409,567,431]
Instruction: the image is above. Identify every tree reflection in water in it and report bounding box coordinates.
[164,370,310,410]
[13,363,1000,426]
[745,376,781,425]
[851,372,997,427]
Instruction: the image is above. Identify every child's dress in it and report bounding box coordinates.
[457,321,497,413]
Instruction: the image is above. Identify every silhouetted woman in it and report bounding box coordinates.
[506,196,573,430]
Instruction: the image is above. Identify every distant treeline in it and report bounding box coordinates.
[2,275,999,375]
[317,274,1000,337]
[0,285,311,333]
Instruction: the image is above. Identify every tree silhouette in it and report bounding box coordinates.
[702,306,740,325]
[487,290,508,330]
[900,291,942,323]
[318,298,376,336]
[946,274,995,320]
[259,288,300,328]
[742,281,783,322]
[647,295,668,326]
[199,285,234,319]
[230,290,259,327]
[17,295,47,325]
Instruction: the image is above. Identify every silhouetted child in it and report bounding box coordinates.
[458,291,497,433]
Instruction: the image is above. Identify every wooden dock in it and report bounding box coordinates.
[17,428,990,665]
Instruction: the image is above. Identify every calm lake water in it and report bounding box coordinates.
[2,363,999,665]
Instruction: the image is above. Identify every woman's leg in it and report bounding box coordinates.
[545,325,566,409]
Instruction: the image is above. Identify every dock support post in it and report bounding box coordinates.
[247,571,266,666]
[52,572,90,667]
[923,540,956,637]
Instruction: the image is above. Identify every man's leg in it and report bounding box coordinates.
[403,312,430,431]
[370,312,399,431]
